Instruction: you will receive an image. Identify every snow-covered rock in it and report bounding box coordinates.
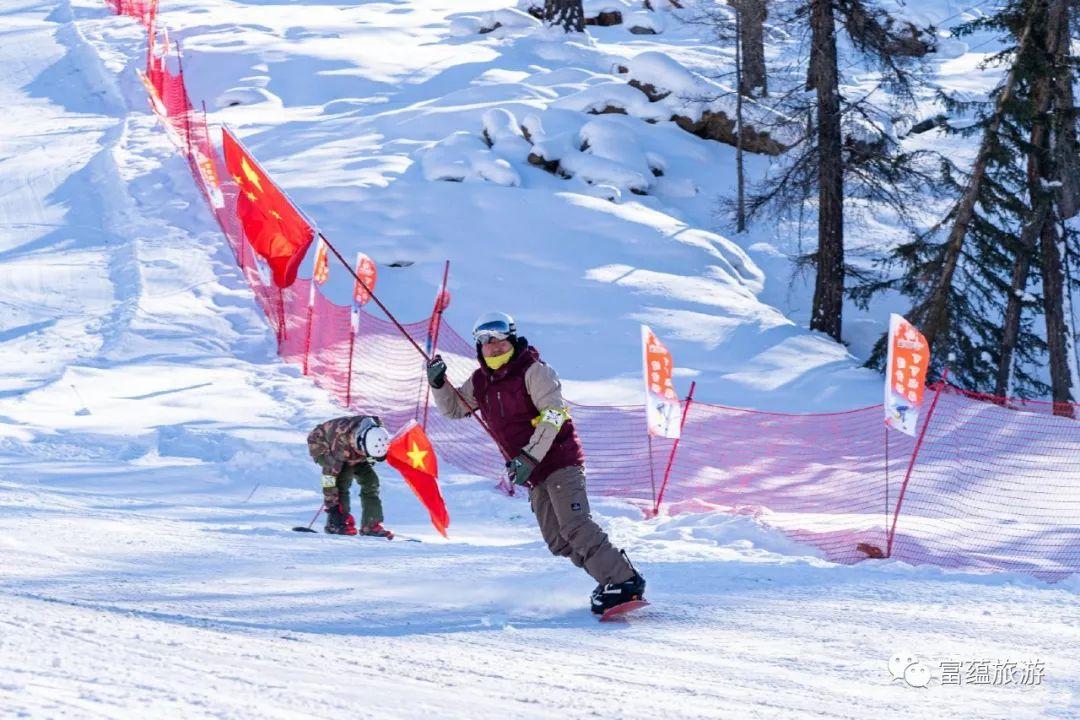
[420,132,522,187]
[481,108,533,162]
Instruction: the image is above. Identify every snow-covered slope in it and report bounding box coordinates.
[0,0,1077,717]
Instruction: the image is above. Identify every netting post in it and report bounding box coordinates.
[277,287,286,347]
[647,433,657,516]
[302,287,315,376]
[885,373,949,558]
[175,41,193,161]
[884,423,890,548]
[652,380,696,516]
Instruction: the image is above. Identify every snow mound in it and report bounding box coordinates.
[420,131,522,187]
[553,81,670,120]
[481,107,532,161]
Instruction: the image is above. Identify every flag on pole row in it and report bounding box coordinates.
[308,236,330,306]
[884,313,929,436]
[385,421,449,537]
[350,251,377,333]
[642,325,681,439]
[222,127,314,288]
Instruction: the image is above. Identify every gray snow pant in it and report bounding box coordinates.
[529,465,634,585]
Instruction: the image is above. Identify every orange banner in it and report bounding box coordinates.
[884,313,929,436]
[642,325,680,438]
[353,252,377,306]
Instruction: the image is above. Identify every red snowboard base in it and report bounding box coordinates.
[599,599,650,622]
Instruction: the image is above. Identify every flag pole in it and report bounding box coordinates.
[302,262,317,376]
[652,381,696,517]
[219,127,510,461]
[886,368,949,558]
[345,253,362,408]
[422,261,451,431]
[319,236,511,461]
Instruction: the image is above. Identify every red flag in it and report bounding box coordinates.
[386,421,449,537]
[222,127,314,287]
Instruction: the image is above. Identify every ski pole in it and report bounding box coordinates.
[293,503,323,533]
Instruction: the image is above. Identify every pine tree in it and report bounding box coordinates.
[856,0,1079,402]
[746,0,934,342]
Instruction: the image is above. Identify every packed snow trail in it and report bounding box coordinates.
[0,1,1077,718]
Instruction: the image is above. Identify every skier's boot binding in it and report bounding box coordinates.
[324,504,357,536]
[360,522,394,540]
[591,551,645,614]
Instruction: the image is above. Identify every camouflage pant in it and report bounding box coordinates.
[324,463,384,528]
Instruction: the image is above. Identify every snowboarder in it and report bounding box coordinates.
[307,415,394,538]
[426,312,645,614]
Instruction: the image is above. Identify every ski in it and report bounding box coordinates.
[290,526,421,542]
[599,599,649,622]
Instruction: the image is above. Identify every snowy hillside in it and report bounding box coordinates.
[0,0,1077,717]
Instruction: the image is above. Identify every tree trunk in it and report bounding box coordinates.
[809,0,844,341]
[1051,2,1080,219]
[912,6,1039,354]
[544,0,585,32]
[1039,218,1077,416]
[995,211,1049,398]
[735,2,747,231]
[1039,0,1078,416]
[995,1,1062,397]
[733,0,767,97]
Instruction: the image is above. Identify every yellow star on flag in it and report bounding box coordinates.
[240,157,263,192]
[406,441,428,471]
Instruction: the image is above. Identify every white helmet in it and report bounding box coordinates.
[355,417,391,462]
[472,311,516,345]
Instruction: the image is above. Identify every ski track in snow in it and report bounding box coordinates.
[0,0,1077,718]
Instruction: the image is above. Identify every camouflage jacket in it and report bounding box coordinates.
[307,415,379,476]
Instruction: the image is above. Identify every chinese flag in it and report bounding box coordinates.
[386,421,449,537]
[222,127,314,287]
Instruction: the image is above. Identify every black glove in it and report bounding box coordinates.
[426,354,447,389]
[506,452,538,486]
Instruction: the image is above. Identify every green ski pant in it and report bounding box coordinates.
[335,463,384,528]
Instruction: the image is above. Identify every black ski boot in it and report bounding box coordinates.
[590,551,646,614]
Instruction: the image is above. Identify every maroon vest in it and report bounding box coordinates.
[471,343,585,484]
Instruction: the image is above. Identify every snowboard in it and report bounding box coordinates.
[599,599,650,621]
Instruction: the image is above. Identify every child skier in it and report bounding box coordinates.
[307,415,394,538]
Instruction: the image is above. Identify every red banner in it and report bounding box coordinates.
[353,252,377,305]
